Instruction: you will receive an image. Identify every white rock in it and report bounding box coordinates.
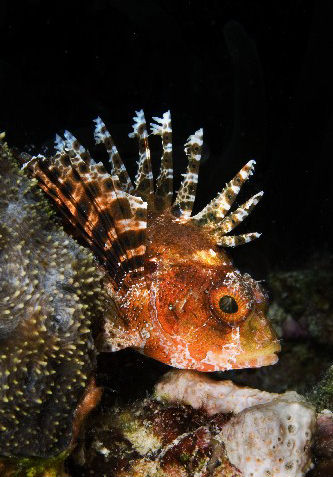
[155,370,279,415]
[155,370,316,477]
[220,392,316,477]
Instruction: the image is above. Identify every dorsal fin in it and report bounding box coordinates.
[191,160,256,226]
[189,160,263,246]
[94,117,134,193]
[150,111,173,211]
[171,129,203,219]
[128,110,154,203]
[22,133,147,287]
[22,110,264,280]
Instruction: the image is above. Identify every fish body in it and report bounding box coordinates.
[23,110,280,372]
[107,210,279,371]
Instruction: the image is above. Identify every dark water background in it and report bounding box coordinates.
[0,0,331,276]
[0,0,333,439]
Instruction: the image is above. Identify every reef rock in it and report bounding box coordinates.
[72,370,316,477]
[155,369,279,414]
[268,259,333,346]
[157,371,316,477]
[220,391,315,477]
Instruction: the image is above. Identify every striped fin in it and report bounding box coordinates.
[191,160,256,227]
[190,160,262,247]
[94,117,134,193]
[22,137,147,286]
[23,153,124,284]
[150,111,173,211]
[111,175,147,276]
[217,191,263,235]
[215,232,261,247]
[172,128,203,219]
[128,110,154,203]
[58,130,94,164]
[22,153,118,278]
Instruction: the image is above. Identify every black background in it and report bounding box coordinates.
[0,0,332,277]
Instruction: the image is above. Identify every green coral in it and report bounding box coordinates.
[307,364,333,412]
[0,451,69,477]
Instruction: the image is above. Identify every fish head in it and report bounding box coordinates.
[143,228,280,371]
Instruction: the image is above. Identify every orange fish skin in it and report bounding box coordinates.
[110,211,280,372]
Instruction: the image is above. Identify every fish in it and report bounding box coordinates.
[22,110,280,372]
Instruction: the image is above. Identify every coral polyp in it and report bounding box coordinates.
[0,139,103,464]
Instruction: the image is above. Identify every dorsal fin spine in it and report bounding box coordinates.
[129,110,154,202]
[172,128,203,219]
[93,117,134,193]
[23,112,263,266]
[150,111,173,211]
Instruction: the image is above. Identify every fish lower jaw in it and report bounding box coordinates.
[195,342,281,372]
[232,351,279,370]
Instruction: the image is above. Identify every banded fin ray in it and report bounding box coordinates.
[150,111,173,211]
[22,135,147,286]
[94,117,134,194]
[55,133,147,278]
[22,110,263,263]
[172,128,203,219]
[191,160,256,226]
[110,175,147,276]
[190,160,262,247]
[217,191,263,235]
[129,110,154,203]
[216,232,261,247]
[22,153,121,279]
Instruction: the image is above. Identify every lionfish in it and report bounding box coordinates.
[23,110,280,372]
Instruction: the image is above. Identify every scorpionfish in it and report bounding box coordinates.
[23,110,280,372]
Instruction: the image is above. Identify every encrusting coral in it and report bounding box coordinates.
[308,365,333,413]
[0,138,104,474]
[72,370,317,477]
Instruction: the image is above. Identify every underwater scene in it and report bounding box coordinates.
[0,1,332,476]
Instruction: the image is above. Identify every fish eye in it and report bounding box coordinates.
[219,295,238,314]
[209,283,253,327]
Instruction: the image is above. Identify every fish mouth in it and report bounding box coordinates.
[197,341,281,372]
[233,340,281,369]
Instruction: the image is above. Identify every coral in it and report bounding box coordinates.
[70,388,237,476]
[71,370,316,477]
[268,257,333,345]
[157,371,316,477]
[0,139,104,464]
[220,392,316,477]
[155,370,278,415]
[0,452,70,477]
[308,365,333,412]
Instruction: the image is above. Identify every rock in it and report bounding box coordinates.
[268,259,333,346]
[220,392,316,477]
[308,365,333,412]
[314,410,333,458]
[155,370,278,415]
[157,371,317,477]
[72,370,317,476]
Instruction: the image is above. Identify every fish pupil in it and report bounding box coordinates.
[219,295,238,314]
